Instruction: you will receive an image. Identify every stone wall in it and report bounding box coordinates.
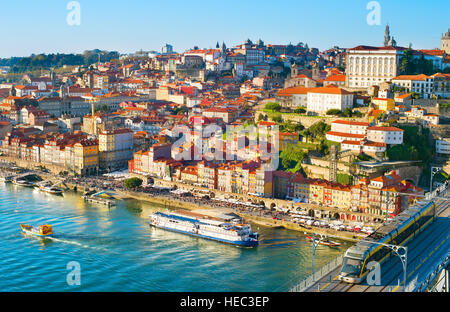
[255,110,368,128]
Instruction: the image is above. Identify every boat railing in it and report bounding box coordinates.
[288,253,345,292]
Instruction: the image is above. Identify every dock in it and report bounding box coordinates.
[82,190,116,207]
[83,195,116,207]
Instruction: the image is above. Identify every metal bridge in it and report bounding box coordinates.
[290,187,450,292]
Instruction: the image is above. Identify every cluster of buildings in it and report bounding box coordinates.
[0,126,134,175]
[0,28,448,220]
[273,171,421,217]
[325,119,403,155]
[346,26,450,91]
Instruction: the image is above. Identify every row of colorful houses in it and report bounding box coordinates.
[0,127,135,175]
[273,170,422,216]
[0,130,99,175]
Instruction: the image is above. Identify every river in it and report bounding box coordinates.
[0,183,351,291]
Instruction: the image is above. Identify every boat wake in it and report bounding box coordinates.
[46,236,108,251]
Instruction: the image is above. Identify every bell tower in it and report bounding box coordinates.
[384,24,391,47]
[441,29,450,54]
[291,63,298,78]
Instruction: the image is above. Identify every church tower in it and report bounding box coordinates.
[442,29,450,54]
[383,24,391,47]
[221,42,227,55]
[291,63,298,78]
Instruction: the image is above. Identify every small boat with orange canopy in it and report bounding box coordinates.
[20,224,53,237]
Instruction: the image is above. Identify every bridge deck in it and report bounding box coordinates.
[305,192,450,292]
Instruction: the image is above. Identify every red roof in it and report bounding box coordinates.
[326,131,366,139]
[324,74,346,82]
[367,126,403,132]
[308,85,353,95]
[332,120,369,127]
[276,86,314,96]
[392,74,430,81]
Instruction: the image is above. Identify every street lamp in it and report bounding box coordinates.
[430,166,441,194]
[309,232,321,281]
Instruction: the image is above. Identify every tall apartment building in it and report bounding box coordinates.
[99,128,134,171]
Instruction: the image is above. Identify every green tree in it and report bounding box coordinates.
[257,113,265,121]
[308,121,331,140]
[294,107,306,114]
[95,104,110,113]
[337,174,353,185]
[265,102,282,111]
[124,177,143,189]
[279,143,307,171]
[386,125,433,165]
[326,109,342,116]
[399,48,414,75]
[342,108,353,117]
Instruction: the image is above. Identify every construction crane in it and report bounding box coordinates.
[329,145,356,183]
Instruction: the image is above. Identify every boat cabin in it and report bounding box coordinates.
[38,225,53,235]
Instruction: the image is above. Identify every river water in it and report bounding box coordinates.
[0,183,351,291]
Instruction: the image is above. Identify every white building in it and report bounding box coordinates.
[330,120,369,135]
[276,86,312,108]
[423,114,439,126]
[341,139,386,154]
[306,86,353,114]
[326,131,366,143]
[366,126,403,145]
[391,74,434,99]
[346,45,405,89]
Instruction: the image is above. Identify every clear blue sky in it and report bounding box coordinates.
[0,0,448,58]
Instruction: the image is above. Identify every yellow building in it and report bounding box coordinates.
[309,181,324,205]
[372,97,394,112]
[74,139,99,176]
[331,186,352,209]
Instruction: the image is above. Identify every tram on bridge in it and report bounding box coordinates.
[338,199,436,284]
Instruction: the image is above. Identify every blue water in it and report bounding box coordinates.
[0,183,350,291]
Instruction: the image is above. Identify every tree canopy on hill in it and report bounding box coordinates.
[2,50,119,73]
[302,121,331,141]
[398,49,437,75]
[279,143,307,173]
